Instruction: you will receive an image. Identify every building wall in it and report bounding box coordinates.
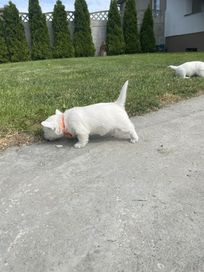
[165,0,204,37]
[166,32,204,52]
[91,20,107,55]
[165,0,204,51]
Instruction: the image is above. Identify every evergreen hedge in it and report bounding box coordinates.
[0,18,9,63]
[3,1,30,62]
[123,0,140,54]
[106,0,125,55]
[29,0,51,60]
[52,0,74,58]
[140,5,156,53]
[73,0,95,57]
[0,0,154,62]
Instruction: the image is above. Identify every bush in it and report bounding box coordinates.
[140,5,156,53]
[29,0,51,60]
[73,0,95,57]
[123,0,140,53]
[106,0,125,55]
[0,19,9,63]
[3,1,30,62]
[52,0,74,58]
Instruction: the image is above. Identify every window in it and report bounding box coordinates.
[192,0,204,13]
[152,0,160,11]
[152,0,160,16]
[186,0,204,15]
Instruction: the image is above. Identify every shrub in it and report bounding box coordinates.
[52,0,74,58]
[73,0,95,57]
[140,5,156,53]
[3,1,30,62]
[28,0,51,60]
[123,0,140,53]
[106,0,125,55]
[0,19,9,63]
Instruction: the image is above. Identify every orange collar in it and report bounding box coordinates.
[60,115,73,138]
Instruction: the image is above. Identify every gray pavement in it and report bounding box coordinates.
[0,96,204,272]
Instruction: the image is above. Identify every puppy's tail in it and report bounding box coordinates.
[168,65,178,70]
[115,80,128,107]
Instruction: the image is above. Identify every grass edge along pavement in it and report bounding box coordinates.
[0,52,204,150]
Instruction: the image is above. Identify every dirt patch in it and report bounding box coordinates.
[0,133,40,151]
[159,90,204,107]
[159,93,181,106]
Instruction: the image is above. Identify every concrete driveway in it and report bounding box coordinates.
[0,95,204,272]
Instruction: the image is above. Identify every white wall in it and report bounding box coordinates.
[165,0,204,37]
[91,20,107,55]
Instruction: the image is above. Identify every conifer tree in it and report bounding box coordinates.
[140,5,156,53]
[123,0,140,53]
[3,1,30,62]
[73,0,95,57]
[106,0,125,55]
[52,0,74,58]
[0,18,9,63]
[28,0,51,60]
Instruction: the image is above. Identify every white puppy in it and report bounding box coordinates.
[41,81,139,148]
[168,61,204,78]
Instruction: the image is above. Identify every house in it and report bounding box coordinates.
[119,0,204,52]
[165,0,204,52]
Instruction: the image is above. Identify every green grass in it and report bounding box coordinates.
[0,52,204,139]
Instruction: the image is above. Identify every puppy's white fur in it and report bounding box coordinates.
[41,81,139,148]
[168,61,204,78]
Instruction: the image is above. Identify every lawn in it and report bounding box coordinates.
[0,52,204,147]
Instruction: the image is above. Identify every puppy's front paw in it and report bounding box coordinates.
[74,142,87,148]
[130,137,138,144]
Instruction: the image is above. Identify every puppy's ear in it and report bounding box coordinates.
[55,109,62,115]
[41,121,54,129]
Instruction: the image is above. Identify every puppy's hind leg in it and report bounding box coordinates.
[116,121,139,144]
[129,126,139,144]
[74,133,89,148]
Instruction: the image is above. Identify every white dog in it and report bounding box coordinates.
[168,61,204,78]
[41,81,139,148]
